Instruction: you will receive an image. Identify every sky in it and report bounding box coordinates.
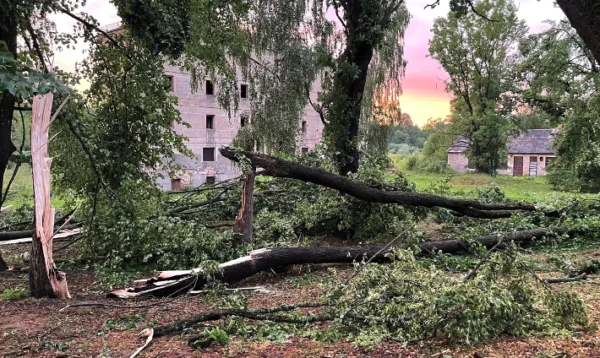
[50,0,566,126]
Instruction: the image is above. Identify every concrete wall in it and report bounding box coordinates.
[448,153,469,173]
[160,64,324,190]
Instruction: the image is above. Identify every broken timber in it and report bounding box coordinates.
[109,227,564,299]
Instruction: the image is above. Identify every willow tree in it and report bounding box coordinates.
[428,0,527,174]
[114,0,410,176]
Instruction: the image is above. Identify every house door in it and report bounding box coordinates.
[529,156,538,176]
[513,156,523,176]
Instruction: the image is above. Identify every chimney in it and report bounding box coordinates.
[557,124,563,131]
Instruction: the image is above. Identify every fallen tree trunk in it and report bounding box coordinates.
[233,165,256,243]
[0,224,81,242]
[110,227,565,299]
[218,148,535,219]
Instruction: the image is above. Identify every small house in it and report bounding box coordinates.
[447,129,558,176]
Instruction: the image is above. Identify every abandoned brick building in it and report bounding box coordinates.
[447,129,558,176]
[100,22,324,191]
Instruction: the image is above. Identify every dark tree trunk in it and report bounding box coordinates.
[324,0,380,176]
[556,0,600,65]
[219,148,535,218]
[0,252,7,271]
[0,13,18,206]
[233,166,255,243]
[109,227,565,298]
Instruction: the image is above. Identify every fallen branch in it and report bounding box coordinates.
[219,148,535,219]
[0,224,82,242]
[154,302,326,337]
[545,273,588,284]
[110,227,566,299]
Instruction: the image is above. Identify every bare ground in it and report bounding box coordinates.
[2,244,600,357]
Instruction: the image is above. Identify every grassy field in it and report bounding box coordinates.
[1,165,34,209]
[403,171,561,202]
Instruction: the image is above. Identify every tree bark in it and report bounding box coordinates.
[29,94,70,299]
[109,227,564,298]
[0,12,18,207]
[219,148,535,218]
[556,0,600,65]
[0,252,7,271]
[233,166,255,243]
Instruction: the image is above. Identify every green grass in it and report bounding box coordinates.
[2,165,65,209]
[404,171,558,202]
[2,165,34,208]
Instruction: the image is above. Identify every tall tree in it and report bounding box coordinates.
[555,0,600,65]
[428,0,527,174]
[515,20,600,191]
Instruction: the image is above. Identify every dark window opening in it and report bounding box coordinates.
[205,80,214,95]
[203,147,215,161]
[206,115,214,129]
[546,156,556,166]
[301,121,307,133]
[171,178,183,192]
[301,147,309,154]
[206,176,216,185]
[164,75,174,91]
[240,84,248,98]
[540,157,544,162]
[240,114,248,127]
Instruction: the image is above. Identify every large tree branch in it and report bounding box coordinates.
[110,227,567,299]
[555,0,600,65]
[218,147,535,218]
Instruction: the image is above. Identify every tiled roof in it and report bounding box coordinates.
[447,129,557,154]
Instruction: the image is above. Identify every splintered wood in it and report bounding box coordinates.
[30,93,70,299]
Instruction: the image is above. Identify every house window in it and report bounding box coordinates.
[301,147,309,154]
[205,80,214,95]
[203,147,215,161]
[240,113,248,127]
[164,75,174,91]
[240,84,248,99]
[546,156,556,166]
[171,178,183,192]
[301,121,307,133]
[540,157,544,162]
[206,176,216,185]
[206,115,214,129]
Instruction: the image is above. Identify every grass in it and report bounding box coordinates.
[389,153,591,202]
[2,165,34,209]
[2,164,65,209]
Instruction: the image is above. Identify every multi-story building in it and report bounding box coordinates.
[100,23,324,191]
[159,64,324,191]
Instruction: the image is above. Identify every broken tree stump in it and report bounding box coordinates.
[29,93,70,299]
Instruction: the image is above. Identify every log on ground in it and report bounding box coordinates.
[109,227,565,299]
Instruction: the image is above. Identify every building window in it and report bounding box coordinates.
[164,75,174,91]
[206,115,214,129]
[205,80,214,95]
[171,178,184,192]
[203,147,215,161]
[540,157,544,162]
[240,84,248,98]
[240,113,248,127]
[301,147,309,154]
[206,176,216,185]
[546,156,556,166]
[301,121,307,133]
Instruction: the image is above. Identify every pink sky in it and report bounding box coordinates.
[51,0,565,126]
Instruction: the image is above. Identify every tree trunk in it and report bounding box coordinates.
[0,13,18,207]
[233,166,255,243]
[29,94,70,299]
[0,252,7,271]
[219,148,535,218]
[556,0,600,65]
[109,227,564,298]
